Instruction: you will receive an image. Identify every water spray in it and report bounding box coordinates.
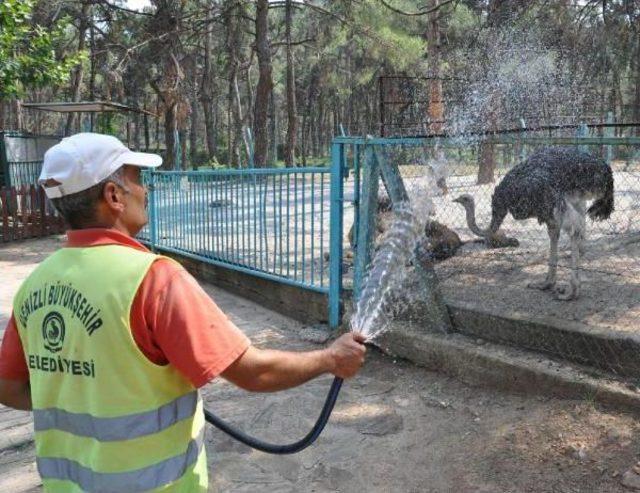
[351,201,425,340]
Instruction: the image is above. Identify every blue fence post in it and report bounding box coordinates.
[148,171,158,251]
[329,142,345,329]
[374,148,408,203]
[353,143,379,299]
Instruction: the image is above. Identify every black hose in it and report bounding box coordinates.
[203,377,343,455]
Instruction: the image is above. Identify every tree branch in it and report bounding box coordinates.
[271,37,315,48]
[91,0,154,17]
[377,0,456,17]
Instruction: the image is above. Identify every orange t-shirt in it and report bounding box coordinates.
[0,229,251,387]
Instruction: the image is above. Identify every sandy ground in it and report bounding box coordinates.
[435,235,640,334]
[3,237,640,492]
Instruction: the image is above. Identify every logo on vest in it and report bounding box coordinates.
[42,312,65,353]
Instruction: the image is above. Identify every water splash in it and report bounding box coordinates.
[447,25,586,140]
[350,201,426,340]
[350,27,586,340]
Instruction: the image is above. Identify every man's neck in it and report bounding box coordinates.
[73,222,135,238]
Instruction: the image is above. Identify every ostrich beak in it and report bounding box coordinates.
[452,197,462,204]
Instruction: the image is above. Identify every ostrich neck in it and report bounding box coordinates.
[464,204,490,238]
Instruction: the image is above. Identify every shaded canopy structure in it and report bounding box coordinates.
[21,101,157,117]
[20,100,166,160]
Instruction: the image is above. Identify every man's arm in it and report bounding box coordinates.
[140,262,366,390]
[0,379,31,410]
[0,314,31,410]
[221,332,366,392]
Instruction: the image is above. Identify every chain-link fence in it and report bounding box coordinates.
[342,131,640,380]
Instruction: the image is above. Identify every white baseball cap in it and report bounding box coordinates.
[39,133,162,199]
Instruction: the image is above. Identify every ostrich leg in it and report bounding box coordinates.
[527,222,560,291]
[554,231,581,300]
[576,200,587,256]
[554,200,585,300]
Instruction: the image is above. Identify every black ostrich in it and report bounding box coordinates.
[453,147,614,300]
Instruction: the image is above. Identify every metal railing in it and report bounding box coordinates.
[140,162,345,328]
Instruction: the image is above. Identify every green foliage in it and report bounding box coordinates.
[199,156,229,170]
[0,0,85,99]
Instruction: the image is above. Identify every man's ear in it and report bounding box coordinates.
[102,182,126,212]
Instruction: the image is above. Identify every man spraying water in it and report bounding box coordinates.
[0,133,366,492]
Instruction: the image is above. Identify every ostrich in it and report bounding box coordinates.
[453,147,614,300]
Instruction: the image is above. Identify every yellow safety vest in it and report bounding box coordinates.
[13,245,208,492]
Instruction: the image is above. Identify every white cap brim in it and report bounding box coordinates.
[116,150,162,168]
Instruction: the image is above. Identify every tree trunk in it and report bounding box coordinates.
[302,65,320,165]
[225,1,243,167]
[253,0,273,168]
[155,97,161,151]
[66,1,90,136]
[634,40,640,136]
[202,102,216,158]
[163,103,177,170]
[477,139,495,184]
[315,91,324,157]
[426,0,448,192]
[133,106,141,150]
[13,99,23,131]
[179,127,187,169]
[201,10,217,159]
[268,88,277,165]
[89,21,96,132]
[284,0,297,167]
[143,95,150,151]
[189,88,199,167]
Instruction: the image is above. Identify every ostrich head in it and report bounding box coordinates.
[452,193,519,247]
[452,193,489,238]
[452,193,475,210]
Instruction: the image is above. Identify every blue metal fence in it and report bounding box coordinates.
[141,163,345,328]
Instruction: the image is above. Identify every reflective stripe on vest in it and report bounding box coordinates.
[33,391,198,441]
[37,427,205,493]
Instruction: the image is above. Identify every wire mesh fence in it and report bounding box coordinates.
[341,131,640,380]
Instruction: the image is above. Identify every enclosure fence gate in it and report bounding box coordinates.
[141,155,345,329]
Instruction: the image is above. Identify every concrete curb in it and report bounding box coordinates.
[376,326,640,414]
[446,301,640,378]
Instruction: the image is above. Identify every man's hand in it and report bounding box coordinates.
[327,332,367,379]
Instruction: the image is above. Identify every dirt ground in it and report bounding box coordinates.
[3,237,640,493]
[435,234,640,334]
